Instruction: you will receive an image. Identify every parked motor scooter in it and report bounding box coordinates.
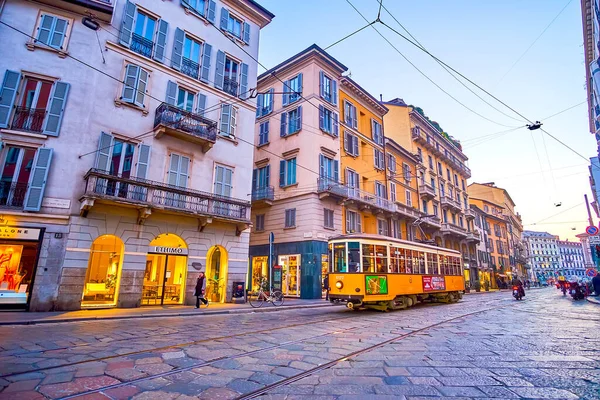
[569,281,586,301]
[512,285,524,300]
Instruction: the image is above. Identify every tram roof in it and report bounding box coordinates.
[328,234,462,255]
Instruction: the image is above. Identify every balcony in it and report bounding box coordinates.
[153,103,217,152]
[251,186,274,207]
[0,182,28,209]
[80,169,250,232]
[441,222,468,238]
[11,107,46,133]
[131,33,154,59]
[395,202,421,220]
[181,57,200,80]
[421,215,442,229]
[464,208,475,220]
[418,183,436,200]
[466,230,480,243]
[440,195,461,212]
[34,0,114,22]
[345,186,395,214]
[317,177,348,201]
[223,77,239,97]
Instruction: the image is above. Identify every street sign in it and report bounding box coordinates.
[269,232,275,243]
[586,225,599,236]
[586,268,598,277]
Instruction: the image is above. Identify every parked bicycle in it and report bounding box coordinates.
[248,277,284,308]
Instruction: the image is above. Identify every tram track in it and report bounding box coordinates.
[53,301,507,400]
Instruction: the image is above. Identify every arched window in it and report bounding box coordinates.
[82,235,124,306]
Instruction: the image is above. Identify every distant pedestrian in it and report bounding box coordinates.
[195,272,209,308]
[323,274,330,301]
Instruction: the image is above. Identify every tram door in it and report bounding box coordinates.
[279,255,300,296]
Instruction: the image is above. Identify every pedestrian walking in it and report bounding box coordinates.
[323,273,330,301]
[195,271,209,308]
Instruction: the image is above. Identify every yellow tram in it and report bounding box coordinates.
[328,234,465,311]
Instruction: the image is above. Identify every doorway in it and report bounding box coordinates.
[279,254,300,297]
[142,254,186,305]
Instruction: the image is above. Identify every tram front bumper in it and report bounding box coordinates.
[329,294,364,303]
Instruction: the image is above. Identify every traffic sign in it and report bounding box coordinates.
[586,225,599,236]
[586,268,598,278]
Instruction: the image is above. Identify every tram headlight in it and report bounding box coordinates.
[335,281,343,289]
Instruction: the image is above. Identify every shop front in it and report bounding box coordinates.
[0,226,44,309]
[142,234,188,306]
[279,254,301,296]
[81,235,124,308]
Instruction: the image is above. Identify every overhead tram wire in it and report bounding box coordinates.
[540,100,587,121]
[375,0,526,124]
[529,202,585,225]
[342,0,517,129]
[346,0,591,163]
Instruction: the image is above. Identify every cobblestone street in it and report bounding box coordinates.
[0,288,598,400]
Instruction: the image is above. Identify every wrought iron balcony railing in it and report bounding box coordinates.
[11,107,45,133]
[181,57,200,80]
[441,222,468,237]
[154,103,217,149]
[0,182,28,209]
[418,183,435,199]
[317,177,348,199]
[223,77,238,97]
[82,169,250,222]
[251,186,274,202]
[131,33,154,58]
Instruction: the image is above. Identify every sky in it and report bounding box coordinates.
[255,0,594,241]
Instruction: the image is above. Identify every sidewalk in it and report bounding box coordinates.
[0,298,335,326]
[464,286,545,295]
[587,296,600,305]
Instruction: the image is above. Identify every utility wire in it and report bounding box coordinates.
[323,21,376,50]
[530,202,585,225]
[540,100,587,121]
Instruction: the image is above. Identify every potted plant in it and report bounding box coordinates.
[473,280,481,292]
[484,280,490,291]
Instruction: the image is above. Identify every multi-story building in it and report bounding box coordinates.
[576,232,596,268]
[582,0,600,139]
[557,240,586,277]
[522,231,561,284]
[0,0,273,310]
[468,183,527,279]
[470,204,492,286]
[588,157,600,217]
[382,99,479,276]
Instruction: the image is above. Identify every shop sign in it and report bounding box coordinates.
[42,197,71,209]
[0,227,40,240]
[149,246,188,255]
[423,276,446,292]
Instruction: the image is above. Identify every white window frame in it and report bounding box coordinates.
[346,210,361,233]
[285,208,296,228]
[30,11,74,54]
[405,189,412,207]
[214,164,233,197]
[344,131,359,157]
[390,182,397,203]
[255,213,265,232]
[324,208,334,229]
[402,163,411,183]
[374,148,384,170]
[371,119,383,145]
[377,218,389,236]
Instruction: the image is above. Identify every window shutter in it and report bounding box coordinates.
[346,211,351,232]
[280,112,287,137]
[230,106,237,137]
[119,0,136,47]
[196,93,207,116]
[121,64,139,103]
[297,73,303,96]
[136,143,151,179]
[42,81,70,136]
[166,80,177,105]
[289,158,296,184]
[37,14,54,45]
[255,93,263,117]
[179,156,190,188]
[220,104,231,136]
[319,154,325,178]
[0,70,21,128]
[50,18,68,50]
[171,28,184,70]
[240,63,249,99]
[264,121,269,143]
[243,22,250,44]
[319,71,324,98]
[291,209,296,226]
[296,105,302,132]
[352,106,357,129]
[318,105,324,130]
[265,164,270,186]
[200,43,212,83]
[333,112,339,137]
[282,80,289,106]
[267,88,274,113]
[154,19,168,63]
[357,213,362,233]
[332,80,338,105]
[252,169,257,190]
[214,50,226,89]
[334,160,339,182]
[207,0,216,23]
[220,7,229,30]
[279,160,285,187]
[95,132,113,172]
[353,135,358,155]
[23,147,54,212]
[343,131,349,152]
[135,68,148,108]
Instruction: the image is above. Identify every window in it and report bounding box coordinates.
[324,209,334,229]
[131,10,158,58]
[285,209,296,228]
[378,219,389,236]
[463,196,468,209]
[372,120,383,145]
[391,220,400,239]
[279,158,297,187]
[374,149,385,170]
[214,164,233,197]
[451,213,456,224]
[34,13,71,51]
[422,199,428,214]
[344,131,359,156]
[418,148,423,162]
[443,210,448,223]
[484,205,489,212]
[220,104,237,137]
[375,181,386,202]
[319,154,339,183]
[319,105,338,136]
[346,210,361,233]
[255,214,265,232]
[428,155,433,169]
[437,162,442,175]
[252,165,270,190]
[223,56,240,96]
[433,204,439,217]
[405,189,412,207]
[178,35,204,80]
[387,154,397,173]
[446,168,451,181]
[258,121,269,145]
[168,153,190,188]
[430,178,436,194]
[462,179,466,191]
[182,0,214,20]
[319,71,337,104]
[346,169,359,196]
[454,174,458,186]
[344,101,357,128]
[402,163,411,183]
[220,8,250,43]
[390,182,397,203]
[440,182,445,197]
[176,87,195,112]
[282,73,303,106]
[121,64,149,109]
[459,216,464,227]
[281,106,302,136]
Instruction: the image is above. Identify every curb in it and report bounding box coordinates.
[0,303,337,326]
[586,297,600,305]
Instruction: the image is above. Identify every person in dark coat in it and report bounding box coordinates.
[195,272,208,308]
[592,273,600,296]
[323,274,330,301]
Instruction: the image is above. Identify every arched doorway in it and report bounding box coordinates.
[206,245,228,303]
[82,235,124,307]
[143,234,188,306]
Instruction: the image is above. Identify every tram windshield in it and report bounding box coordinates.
[333,243,346,273]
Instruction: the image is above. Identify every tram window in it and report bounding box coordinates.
[333,244,347,273]
[452,257,461,275]
[440,255,449,275]
[348,242,360,272]
[397,248,406,273]
[390,247,400,273]
[375,245,388,273]
[416,251,426,274]
[427,253,439,275]
[362,244,375,273]
[405,249,413,273]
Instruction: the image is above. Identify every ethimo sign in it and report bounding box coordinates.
[149,246,189,255]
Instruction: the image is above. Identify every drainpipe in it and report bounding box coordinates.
[380,94,391,236]
[0,0,5,16]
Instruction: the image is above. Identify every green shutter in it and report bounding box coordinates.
[121,64,139,103]
[220,8,229,30]
[95,131,113,172]
[171,28,185,70]
[0,70,21,128]
[136,144,151,179]
[214,50,225,89]
[200,43,212,83]
[43,81,70,136]
[240,63,249,99]
[207,0,216,23]
[166,80,177,105]
[119,0,136,46]
[154,19,168,63]
[23,148,53,212]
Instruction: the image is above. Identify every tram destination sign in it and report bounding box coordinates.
[149,246,189,255]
